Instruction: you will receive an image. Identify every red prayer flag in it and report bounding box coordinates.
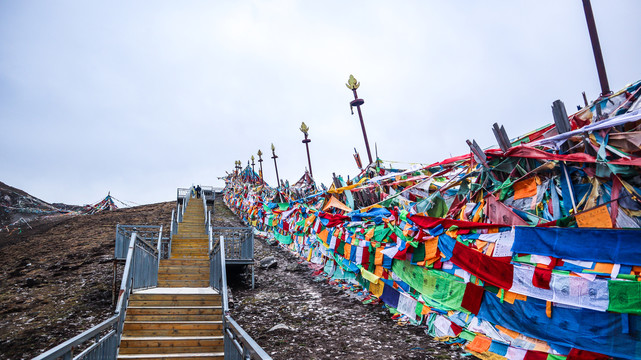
[461,282,485,315]
[532,267,552,290]
[450,241,514,290]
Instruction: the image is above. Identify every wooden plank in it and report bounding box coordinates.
[118,338,224,354]
[125,308,222,316]
[157,274,209,281]
[129,294,220,301]
[117,353,224,360]
[155,280,210,287]
[159,259,209,266]
[125,314,221,322]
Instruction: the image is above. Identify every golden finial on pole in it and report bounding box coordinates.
[300,122,313,178]
[346,74,373,165]
[299,122,309,135]
[257,150,264,185]
[346,74,360,90]
[271,143,281,190]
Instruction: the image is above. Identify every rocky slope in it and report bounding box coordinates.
[0,200,173,360]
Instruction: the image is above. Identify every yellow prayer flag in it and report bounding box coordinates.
[369,280,384,297]
[361,267,380,284]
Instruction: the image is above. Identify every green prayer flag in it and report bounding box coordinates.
[374,225,391,242]
[607,280,641,315]
[411,243,426,264]
[459,330,476,341]
[392,260,466,311]
[274,232,293,245]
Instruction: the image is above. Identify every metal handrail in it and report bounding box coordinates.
[32,315,119,360]
[219,235,229,314]
[170,209,176,237]
[203,189,208,230]
[225,316,272,360]
[115,224,164,260]
[208,210,213,254]
[34,231,159,360]
[156,225,163,268]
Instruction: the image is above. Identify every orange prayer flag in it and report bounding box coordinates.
[424,238,439,258]
[344,243,352,260]
[322,195,352,212]
[593,262,614,274]
[466,335,492,352]
[374,247,384,266]
[374,265,384,277]
[476,240,488,251]
[421,303,432,315]
[575,205,613,228]
[502,291,527,304]
[365,227,375,240]
[317,229,329,244]
[486,242,495,257]
[496,325,519,339]
[513,177,539,200]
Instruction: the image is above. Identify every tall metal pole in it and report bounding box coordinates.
[257,150,264,185]
[299,122,313,178]
[582,0,611,96]
[271,144,281,188]
[251,156,256,184]
[346,75,373,165]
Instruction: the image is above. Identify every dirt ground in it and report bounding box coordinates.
[0,201,174,360]
[215,198,467,360]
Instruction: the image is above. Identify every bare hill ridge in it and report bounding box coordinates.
[0,181,84,228]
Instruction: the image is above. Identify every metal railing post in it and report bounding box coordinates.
[170,209,175,238]
[157,225,163,267]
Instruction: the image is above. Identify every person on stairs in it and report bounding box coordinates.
[196,185,202,199]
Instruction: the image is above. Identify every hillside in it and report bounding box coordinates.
[0,199,173,360]
[0,181,82,228]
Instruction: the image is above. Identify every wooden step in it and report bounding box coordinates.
[169,250,208,257]
[169,246,208,251]
[128,294,221,306]
[118,336,224,354]
[169,248,208,253]
[160,259,209,266]
[159,267,209,274]
[168,256,209,260]
[170,242,209,248]
[125,313,220,322]
[123,321,223,337]
[126,307,222,316]
[157,280,210,287]
[118,353,224,360]
[158,274,209,281]
[173,235,208,239]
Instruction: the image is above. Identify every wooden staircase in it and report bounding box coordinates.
[118,196,224,359]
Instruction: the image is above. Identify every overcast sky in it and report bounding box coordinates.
[1,1,640,206]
